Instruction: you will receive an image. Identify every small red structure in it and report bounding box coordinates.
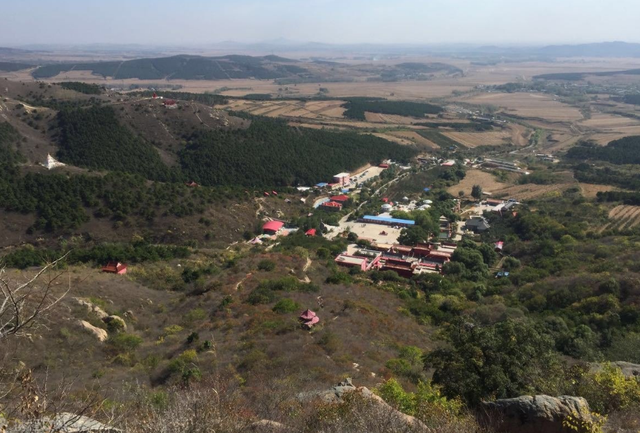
[299,309,320,329]
[382,197,389,203]
[379,163,389,169]
[272,191,278,196]
[102,262,127,275]
[264,192,270,196]
[495,241,504,252]
[263,220,285,235]
[305,228,317,237]
[320,201,343,211]
[185,181,199,187]
[330,194,349,204]
[163,99,177,107]
[152,92,157,99]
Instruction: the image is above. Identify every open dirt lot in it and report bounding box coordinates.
[341,221,403,245]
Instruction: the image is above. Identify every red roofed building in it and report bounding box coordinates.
[305,228,317,237]
[163,99,177,108]
[299,309,320,329]
[320,201,343,212]
[330,194,349,204]
[185,181,199,187]
[379,163,389,168]
[263,220,285,235]
[102,262,127,275]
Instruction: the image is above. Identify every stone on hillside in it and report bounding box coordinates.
[74,297,108,319]
[78,320,108,342]
[103,315,127,332]
[298,378,430,432]
[248,420,289,432]
[480,395,593,433]
[7,412,120,433]
[612,362,640,378]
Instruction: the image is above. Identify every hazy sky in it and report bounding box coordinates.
[3,0,640,46]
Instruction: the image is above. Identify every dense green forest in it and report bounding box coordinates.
[341,98,443,120]
[179,118,417,186]
[32,55,307,80]
[59,82,103,95]
[574,163,640,190]
[0,61,32,72]
[0,121,247,233]
[624,94,640,105]
[566,137,640,165]
[54,107,415,187]
[56,106,175,180]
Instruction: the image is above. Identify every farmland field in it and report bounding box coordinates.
[604,205,640,231]
[454,93,584,122]
[441,130,512,147]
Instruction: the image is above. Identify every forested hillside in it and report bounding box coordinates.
[566,136,640,165]
[342,98,443,120]
[32,54,307,80]
[56,106,175,180]
[179,118,417,186]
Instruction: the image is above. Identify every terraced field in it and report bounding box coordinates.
[603,205,640,231]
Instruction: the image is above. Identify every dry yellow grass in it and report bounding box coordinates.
[441,130,511,147]
[447,169,510,196]
[578,183,620,198]
[387,131,440,149]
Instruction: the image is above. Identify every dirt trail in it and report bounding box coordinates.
[234,273,252,291]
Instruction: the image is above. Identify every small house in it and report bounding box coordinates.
[305,228,317,237]
[330,194,350,204]
[102,262,127,275]
[495,241,504,252]
[263,221,285,235]
[300,309,320,329]
[320,201,343,212]
[465,216,491,233]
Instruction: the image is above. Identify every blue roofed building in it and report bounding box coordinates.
[360,215,415,227]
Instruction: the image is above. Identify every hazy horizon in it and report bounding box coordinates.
[3,0,640,47]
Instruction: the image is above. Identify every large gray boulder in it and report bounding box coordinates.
[8,412,120,432]
[612,362,640,378]
[480,395,593,433]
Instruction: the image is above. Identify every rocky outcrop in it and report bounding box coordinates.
[7,412,120,432]
[247,420,289,432]
[74,298,108,319]
[480,395,594,433]
[612,362,640,378]
[298,378,430,432]
[78,320,108,342]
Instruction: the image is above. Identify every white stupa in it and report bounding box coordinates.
[42,154,65,170]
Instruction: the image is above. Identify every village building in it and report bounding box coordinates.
[102,262,127,274]
[299,309,320,329]
[333,172,351,186]
[305,228,317,236]
[465,216,491,233]
[329,194,350,204]
[360,215,415,228]
[263,220,285,235]
[320,201,343,212]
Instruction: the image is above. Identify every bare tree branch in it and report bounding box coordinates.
[0,253,70,341]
